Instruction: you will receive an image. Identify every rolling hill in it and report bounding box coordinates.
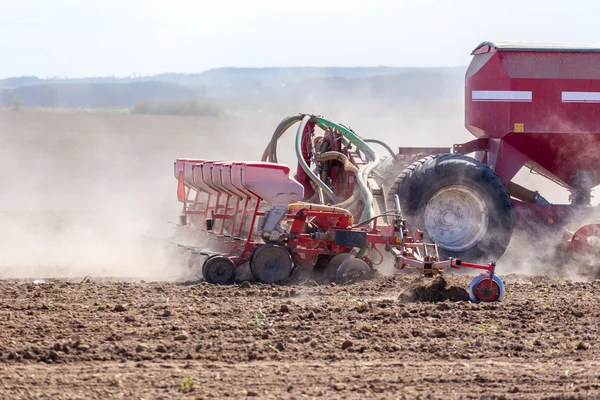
[0,66,466,109]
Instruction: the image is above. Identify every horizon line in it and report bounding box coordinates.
[0,65,468,81]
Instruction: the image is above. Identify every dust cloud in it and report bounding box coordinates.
[0,82,595,282]
[0,110,259,280]
[0,95,469,281]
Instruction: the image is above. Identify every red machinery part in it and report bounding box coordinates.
[390,41,600,267]
[468,273,506,303]
[174,155,505,302]
[466,41,600,189]
[569,223,600,255]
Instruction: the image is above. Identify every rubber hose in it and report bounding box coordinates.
[269,117,300,163]
[296,115,338,203]
[260,115,303,163]
[364,138,398,159]
[260,114,375,224]
[316,151,362,209]
[316,151,359,174]
[313,116,380,224]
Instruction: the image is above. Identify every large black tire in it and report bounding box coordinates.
[388,154,513,263]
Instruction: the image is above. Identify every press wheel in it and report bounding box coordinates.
[202,255,236,285]
[250,243,293,284]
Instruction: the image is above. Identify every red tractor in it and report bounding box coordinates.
[171,40,600,301]
[388,41,600,268]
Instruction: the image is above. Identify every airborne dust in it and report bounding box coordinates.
[0,90,591,282]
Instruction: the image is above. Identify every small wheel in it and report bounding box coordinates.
[335,258,373,285]
[468,273,505,303]
[322,252,354,283]
[202,255,236,285]
[250,244,293,284]
[289,266,312,284]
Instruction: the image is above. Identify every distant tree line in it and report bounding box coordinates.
[0,67,465,111]
[131,99,220,117]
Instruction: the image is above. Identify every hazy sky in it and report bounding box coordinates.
[1,0,598,78]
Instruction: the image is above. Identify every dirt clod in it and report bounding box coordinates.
[577,341,591,350]
[399,276,470,302]
[333,383,346,391]
[155,345,167,353]
[135,344,147,353]
[48,350,59,362]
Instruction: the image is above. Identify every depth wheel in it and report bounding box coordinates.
[202,255,236,285]
[468,273,506,303]
[250,244,293,284]
[335,258,373,285]
[322,252,354,283]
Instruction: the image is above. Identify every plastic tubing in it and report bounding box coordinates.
[364,138,398,159]
[312,116,380,224]
[261,115,303,163]
[261,114,381,225]
[316,151,359,174]
[295,115,338,203]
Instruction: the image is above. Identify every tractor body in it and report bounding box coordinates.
[396,41,600,264]
[464,41,600,192]
[169,40,600,300]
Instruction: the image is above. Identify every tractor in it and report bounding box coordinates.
[170,40,600,301]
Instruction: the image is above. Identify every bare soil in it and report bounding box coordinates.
[1,110,599,399]
[0,273,598,399]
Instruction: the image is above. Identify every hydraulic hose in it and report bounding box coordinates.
[261,115,303,163]
[364,138,398,159]
[312,116,381,224]
[260,113,381,225]
[316,152,359,174]
[315,151,360,209]
[296,115,338,203]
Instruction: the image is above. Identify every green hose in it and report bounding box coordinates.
[261,113,382,225]
[312,116,381,224]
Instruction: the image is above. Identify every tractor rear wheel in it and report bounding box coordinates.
[389,154,513,263]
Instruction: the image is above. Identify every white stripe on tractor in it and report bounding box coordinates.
[472,90,532,102]
[562,92,600,103]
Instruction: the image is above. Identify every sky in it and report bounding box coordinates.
[1,0,599,78]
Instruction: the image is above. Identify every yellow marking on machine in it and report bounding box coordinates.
[514,123,524,132]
